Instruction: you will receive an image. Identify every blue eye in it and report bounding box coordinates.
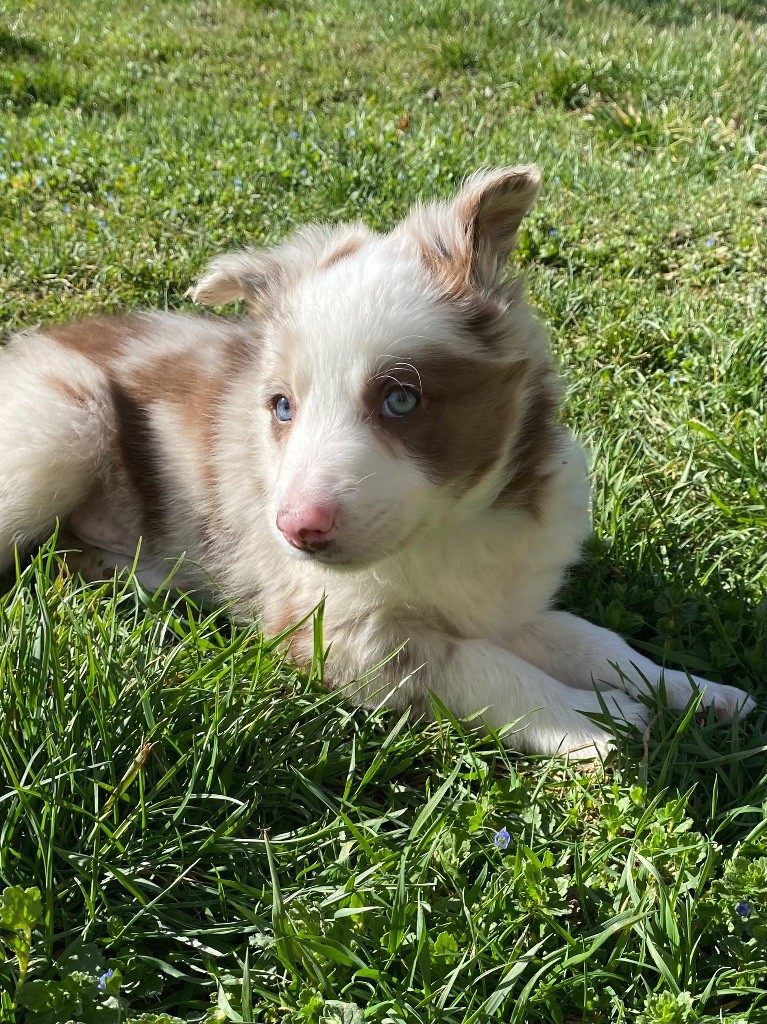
[382,387,419,418]
[273,395,293,422]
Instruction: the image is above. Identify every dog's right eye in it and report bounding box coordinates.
[381,386,420,418]
[272,395,293,422]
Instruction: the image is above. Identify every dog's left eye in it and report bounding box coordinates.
[381,387,419,418]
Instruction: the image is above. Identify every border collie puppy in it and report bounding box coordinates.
[0,167,755,755]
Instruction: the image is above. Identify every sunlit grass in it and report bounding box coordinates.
[0,0,765,1020]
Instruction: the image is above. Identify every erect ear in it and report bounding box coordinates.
[398,165,541,290]
[187,250,281,306]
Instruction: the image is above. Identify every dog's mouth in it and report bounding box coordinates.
[285,535,333,555]
[280,538,366,569]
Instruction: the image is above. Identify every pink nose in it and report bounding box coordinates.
[276,503,339,550]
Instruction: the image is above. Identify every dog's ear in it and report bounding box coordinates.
[188,224,371,306]
[187,250,280,306]
[399,165,541,290]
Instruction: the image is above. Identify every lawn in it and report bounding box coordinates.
[0,0,766,1021]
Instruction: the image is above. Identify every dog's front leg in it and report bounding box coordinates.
[324,624,649,757]
[506,611,756,721]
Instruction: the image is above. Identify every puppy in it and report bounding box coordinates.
[0,167,755,755]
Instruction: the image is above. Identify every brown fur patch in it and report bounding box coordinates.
[47,315,147,369]
[109,380,166,534]
[51,315,254,538]
[320,238,364,269]
[413,230,470,297]
[123,334,253,522]
[365,351,526,488]
[493,365,564,516]
[44,375,94,407]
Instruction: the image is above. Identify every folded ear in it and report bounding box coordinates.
[398,165,541,290]
[187,250,280,306]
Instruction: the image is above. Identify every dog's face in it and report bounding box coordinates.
[192,167,558,568]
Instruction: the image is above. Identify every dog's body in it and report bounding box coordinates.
[0,167,755,754]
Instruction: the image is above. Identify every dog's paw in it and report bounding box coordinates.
[697,681,756,723]
[564,689,651,760]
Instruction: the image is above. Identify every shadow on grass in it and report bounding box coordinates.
[583,0,767,25]
[563,537,767,840]
[0,28,42,59]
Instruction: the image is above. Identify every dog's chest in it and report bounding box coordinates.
[397,515,568,637]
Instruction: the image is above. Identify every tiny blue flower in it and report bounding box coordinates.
[40,155,48,163]
[287,129,301,140]
[307,110,316,119]
[347,127,356,137]
[170,207,178,216]
[97,219,105,227]
[549,228,558,237]
[493,828,511,850]
[0,173,6,181]
[36,176,43,186]
[11,161,22,169]
[705,238,715,247]
[669,373,677,385]
[63,204,71,214]
[736,901,751,919]
[300,168,308,176]
[98,968,115,991]
[554,175,562,183]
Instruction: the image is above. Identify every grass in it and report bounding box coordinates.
[0,0,765,1021]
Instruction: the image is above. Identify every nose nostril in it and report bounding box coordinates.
[277,503,339,550]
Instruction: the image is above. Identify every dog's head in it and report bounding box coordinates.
[191,167,561,568]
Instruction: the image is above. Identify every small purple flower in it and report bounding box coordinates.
[299,168,308,177]
[549,228,558,237]
[63,204,71,214]
[347,127,356,137]
[493,828,511,850]
[705,238,715,247]
[98,968,115,991]
[736,901,751,919]
[287,129,301,140]
[97,218,105,227]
